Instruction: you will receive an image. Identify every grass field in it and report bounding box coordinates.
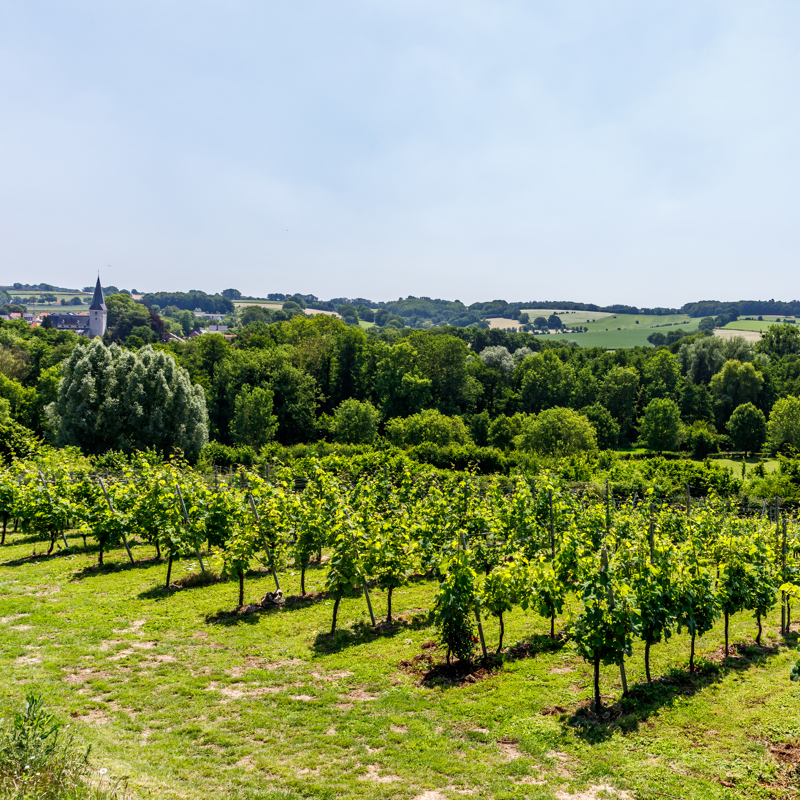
[692,457,780,476]
[233,300,284,309]
[722,319,797,333]
[521,310,615,325]
[4,291,92,314]
[3,531,799,799]
[566,314,700,349]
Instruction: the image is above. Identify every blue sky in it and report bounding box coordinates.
[1,1,798,306]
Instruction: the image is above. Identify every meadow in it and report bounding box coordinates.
[566,315,700,350]
[520,310,615,325]
[722,318,798,333]
[3,527,799,800]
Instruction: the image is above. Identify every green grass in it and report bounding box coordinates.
[7,292,92,314]
[701,457,781,476]
[2,531,799,799]
[564,314,700,349]
[521,309,616,325]
[233,300,284,309]
[723,319,798,333]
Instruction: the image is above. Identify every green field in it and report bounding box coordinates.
[692,457,780,476]
[565,314,700,349]
[2,531,799,800]
[521,309,614,324]
[233,300,284,309]
[3,291,92,314]
[723,318,798,333]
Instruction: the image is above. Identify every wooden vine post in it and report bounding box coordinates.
[602,547,628,698]
[548,489,555,559]
[459,531,488,662]
[97,477,134,564]
[38,470,70,551]
[247,493,281,593]
[781,515,788,635]
[175,484,205,573]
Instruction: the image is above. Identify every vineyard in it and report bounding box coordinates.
[3,449,800,798]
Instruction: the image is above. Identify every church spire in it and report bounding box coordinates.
[89,276,106,311]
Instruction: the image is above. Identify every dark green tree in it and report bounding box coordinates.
[727,402,766,456]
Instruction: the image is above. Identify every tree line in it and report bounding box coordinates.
[2,310,800,468]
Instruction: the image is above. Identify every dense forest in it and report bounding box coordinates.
[2,297,800,487]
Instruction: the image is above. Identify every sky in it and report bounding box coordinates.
[1,1,798,307]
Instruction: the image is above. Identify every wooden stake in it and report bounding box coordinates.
[38,470,70,549]
[175,484,204,572]
[98,478,134,564]
[248,494,280,592]
[460,530,488,661]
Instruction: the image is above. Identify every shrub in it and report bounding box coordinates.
[516,408,597,457]
[684,420,719,459]
[331,399,380,445]
[385,409,471,448]
[0,693,124,799]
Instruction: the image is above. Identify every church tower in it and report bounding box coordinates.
[88,276,107,338]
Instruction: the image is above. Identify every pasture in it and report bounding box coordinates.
[566,314,700,349]
[722,318,797,333]
[3,530,799,800]
[521,310,615,325]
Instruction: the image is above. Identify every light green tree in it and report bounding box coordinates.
[767,396,800,453]
[709,360,764,424]
[643,350,682,402]
[518,350,575,413]
[639,398,682,453]
[331,398,380,444]
[50,340,208,458]
[757,324,800,359]
[516,407,597,456]
[231,385,278,448]
[385,409,470,447]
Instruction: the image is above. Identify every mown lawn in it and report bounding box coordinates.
[2,530,799,800]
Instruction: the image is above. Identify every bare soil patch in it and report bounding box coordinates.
[497,738,523,760]
[1,613,30,624]
[554,785,631,800]
[71,708,110,725]
[770,741,800,766]
[15,654,42,666]
[311,669,353,681]
[359,764,399,783]
[63,668,111,685]
[343,688,378,701]
[113,619,147,634]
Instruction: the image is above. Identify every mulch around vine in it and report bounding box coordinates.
[206,590,287,622]
[399,641,502,686]
[770,741,800,767]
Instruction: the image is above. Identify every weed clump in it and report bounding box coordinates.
[0,693,124,800]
